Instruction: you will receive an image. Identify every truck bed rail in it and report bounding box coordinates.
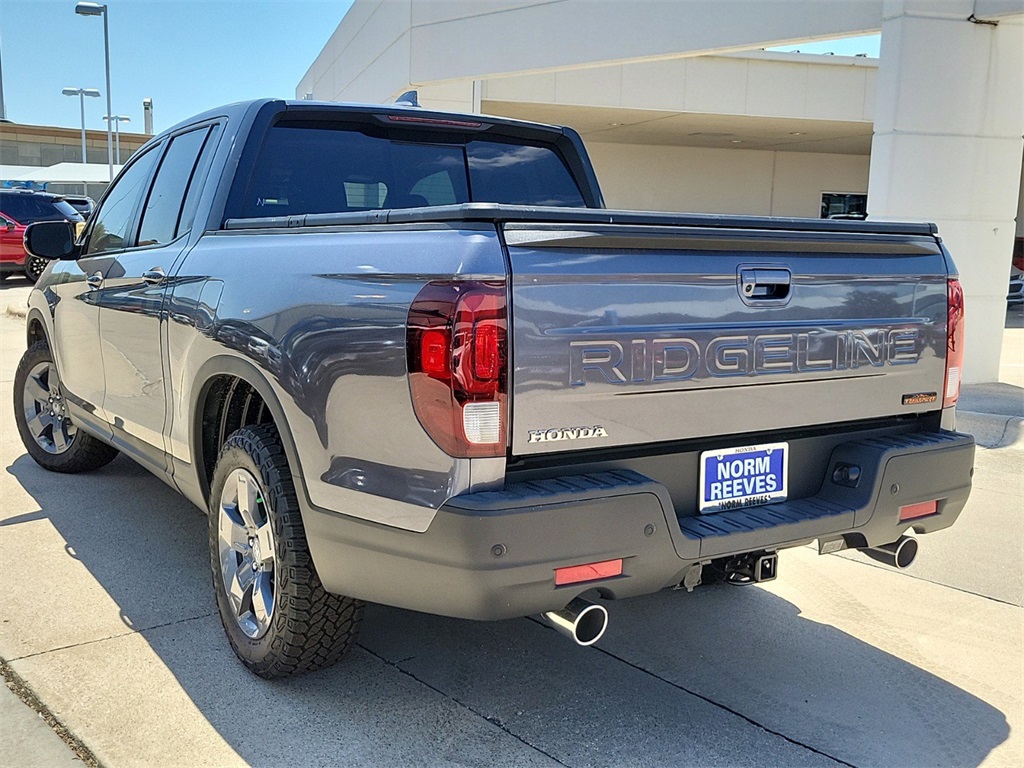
[222,202,939,237]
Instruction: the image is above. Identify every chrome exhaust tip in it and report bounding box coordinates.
[863,534,918,570]
[540,597,609,646]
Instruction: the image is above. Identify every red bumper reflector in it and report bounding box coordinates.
[899,500,938,521]
[555,559,623,586]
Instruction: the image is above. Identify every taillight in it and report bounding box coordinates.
[407,281,507,458]
[943,278,965,408]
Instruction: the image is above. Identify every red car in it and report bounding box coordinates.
[1,190,83,283]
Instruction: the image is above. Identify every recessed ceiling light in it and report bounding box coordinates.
[789,132,803,136]
[609,122,623,127]
[730,139,742,143]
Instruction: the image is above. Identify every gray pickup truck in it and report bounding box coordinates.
[16,99,974,678]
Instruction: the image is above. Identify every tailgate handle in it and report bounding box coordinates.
[740,268,791,301]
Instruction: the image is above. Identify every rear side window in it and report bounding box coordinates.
[0,193,81,224]
[239,122,585,218]
[138,127,211,246]
[177,125,222,238]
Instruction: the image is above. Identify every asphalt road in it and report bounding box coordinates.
[1,277,1021,767]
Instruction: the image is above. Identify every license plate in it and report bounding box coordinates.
[699,442,788,513]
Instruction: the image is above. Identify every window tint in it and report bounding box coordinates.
[0,193,82,224]
[240,123,584,218]
[85,148,159,255]
[820,192,867,220]
[177,124,221,238]
[467,142,585,207]
[412,171,458,206]
[242,127,469,218]
[138,127,210,246]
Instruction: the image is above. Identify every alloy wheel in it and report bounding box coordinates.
[217,468,277,639]
[25,256,47,282]
[21,361,77,454]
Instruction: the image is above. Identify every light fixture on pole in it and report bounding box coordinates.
[75,2,113,181]
[61,87,101,164]
[103,115,131,164]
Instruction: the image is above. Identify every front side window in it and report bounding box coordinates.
[84,148,160,255]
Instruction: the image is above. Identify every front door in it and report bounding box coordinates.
[52,147,161,420]
[97,125,217,470]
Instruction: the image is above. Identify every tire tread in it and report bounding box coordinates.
[211,425,363,679]
[14,340,119,473]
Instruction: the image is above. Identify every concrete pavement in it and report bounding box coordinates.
[0,680,83,767]
[1,277,1022,767]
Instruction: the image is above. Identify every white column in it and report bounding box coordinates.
[867,1,1024,383]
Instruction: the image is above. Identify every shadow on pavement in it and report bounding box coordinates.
[4,451,1012,767]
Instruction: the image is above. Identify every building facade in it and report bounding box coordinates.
[298,0,1024,383]
[1,121,147,197]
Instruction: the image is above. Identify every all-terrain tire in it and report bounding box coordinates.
[13,339,119,473]
[209,424,363,679]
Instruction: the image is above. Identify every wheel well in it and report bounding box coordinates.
[27,317,45,348]
[199,375,276,490]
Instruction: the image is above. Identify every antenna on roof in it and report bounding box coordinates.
[394,90,420,107]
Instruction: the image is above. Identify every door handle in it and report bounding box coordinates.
[739,268,791,302]
[86,271,103,289]
[142,266,166,285]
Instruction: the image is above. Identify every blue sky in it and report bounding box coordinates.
[768,34,880,57]
[2,0,354,134]
[1,0,879,136]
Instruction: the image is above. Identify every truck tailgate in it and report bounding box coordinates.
[506,223,949,456]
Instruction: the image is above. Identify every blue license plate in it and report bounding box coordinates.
[699,442,788,513]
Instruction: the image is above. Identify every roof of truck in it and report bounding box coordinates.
[158,98,569,141]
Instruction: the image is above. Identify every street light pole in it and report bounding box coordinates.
[103,115,131,164]
[62,87,101,164]
[76,3,112,181]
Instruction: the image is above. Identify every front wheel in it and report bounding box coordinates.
[13,340,119,472]
[209,425,363,678]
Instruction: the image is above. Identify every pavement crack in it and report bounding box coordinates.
[8,612,216,662]
[358,643,571,767]
[526,617,858,768]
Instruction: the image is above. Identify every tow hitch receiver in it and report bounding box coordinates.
[725,552,778,585]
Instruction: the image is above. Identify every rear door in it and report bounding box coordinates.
[97,124,220,469]
[506,222,949,457]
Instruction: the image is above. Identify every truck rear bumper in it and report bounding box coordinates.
[303,430,974,620]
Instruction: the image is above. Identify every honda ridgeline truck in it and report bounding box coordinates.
[16,99,974,678]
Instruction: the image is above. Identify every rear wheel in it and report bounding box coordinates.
[14,340,119,472]
[209,425,363,678]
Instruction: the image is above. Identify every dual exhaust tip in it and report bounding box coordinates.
[540,535,917,647]
[540,597,609,646]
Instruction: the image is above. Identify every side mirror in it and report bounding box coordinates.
[24,221,77,261]
[3,220,14,232]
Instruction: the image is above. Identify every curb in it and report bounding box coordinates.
[4,303,27,319]
[956,410,1024,450]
